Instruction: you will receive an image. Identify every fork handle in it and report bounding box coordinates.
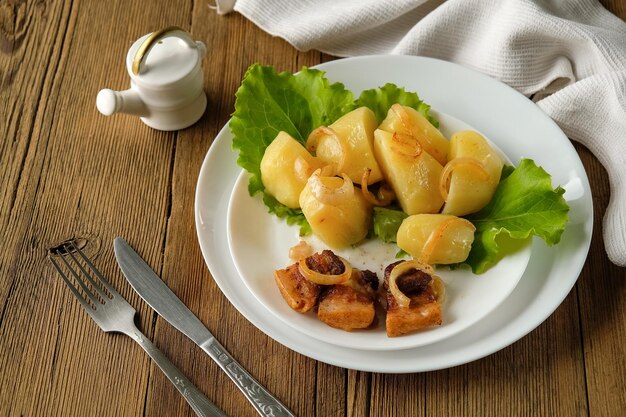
[124,328,228,417]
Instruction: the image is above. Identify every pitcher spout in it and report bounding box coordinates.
[96,88,147,117]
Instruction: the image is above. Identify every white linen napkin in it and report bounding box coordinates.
[216,0,626,267]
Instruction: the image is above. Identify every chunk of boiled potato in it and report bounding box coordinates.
[441,130,503,216]
[373,129,444,215]
[379,104,449,165]
[310,107,383,184]
[260,131,322,208]
[299,176,371,248]
[397,214,475,264]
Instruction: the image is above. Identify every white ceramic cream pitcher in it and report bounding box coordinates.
[96,26,207,131]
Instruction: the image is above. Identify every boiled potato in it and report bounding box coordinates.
[299,174,371,248]
[373,129,444,215]
[379,104,449,165]
[441,130,503,216]
[260,131,322,208]
[308,107,383,185]
[397,214,475,264]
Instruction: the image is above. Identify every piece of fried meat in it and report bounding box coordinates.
[274,250,346,313]
[274,262,321,313]
[384,261,442,337]
[317,269,379,331]
[275,250,380,331]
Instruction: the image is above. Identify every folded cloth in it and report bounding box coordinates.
[217,0,626,267]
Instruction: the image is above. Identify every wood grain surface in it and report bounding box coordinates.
[1,1,625,416]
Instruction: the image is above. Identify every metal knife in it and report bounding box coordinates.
[113,237,296,417]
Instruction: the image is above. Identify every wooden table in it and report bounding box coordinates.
[1,1,625,416]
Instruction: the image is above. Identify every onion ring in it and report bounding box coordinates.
[390,132,422,158]
[439,157,490,202]
[307,170,354,206]
[306,126,347,174]
[418,217,476,265]
[432,276,446,303]
[388,260,435,308]
[298,256,352,285]
[360,169,396,206]
[391,104,442,161]
[391,104,416,134]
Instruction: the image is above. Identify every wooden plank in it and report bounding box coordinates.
[315,364,346,416]
[575,145,626,417]
[0,0,67,237]
[347,370,371,417]
[0,1,82,416]
[0,0,191,415]
[370,372,426,417]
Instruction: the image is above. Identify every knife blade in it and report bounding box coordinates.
[113,237,296,417]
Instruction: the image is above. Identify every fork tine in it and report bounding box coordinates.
[53,247,103,306]
[63,241,117,301]
[69,241,120,298]
[48,253,96,312]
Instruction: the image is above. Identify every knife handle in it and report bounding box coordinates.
[201,338,296,417]
[126,327,229,417]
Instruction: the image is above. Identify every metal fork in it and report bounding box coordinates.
[48,239,228,417]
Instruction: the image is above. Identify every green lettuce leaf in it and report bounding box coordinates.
[355,83,439,127]
[465,159,569,273]
[230,64,354,233]
[372,206,407,243]
[262,193,312,235]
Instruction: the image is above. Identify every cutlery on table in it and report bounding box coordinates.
[113,237,296,417]
[48,239,228,417]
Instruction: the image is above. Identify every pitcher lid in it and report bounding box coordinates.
[126,27,204,87]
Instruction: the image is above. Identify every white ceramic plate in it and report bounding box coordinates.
[195,56,592,372]
[226,111,532,351]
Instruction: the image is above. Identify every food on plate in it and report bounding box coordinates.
[274,251,448,336]
[276,250,379,331]
[274,263,321,313]
[440,130,503,216]
[232,64,570,275]
[373,129,444,215]
[384,260,444,337]
[360,169,396,207]
[378,104,449,165]
[307,107,383,185]
[260,131,323,208]
[318,269,379,330]
[289,240,313,261]
[396,214,476,264]
[296,249,352,285]
[299,171,371,248]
